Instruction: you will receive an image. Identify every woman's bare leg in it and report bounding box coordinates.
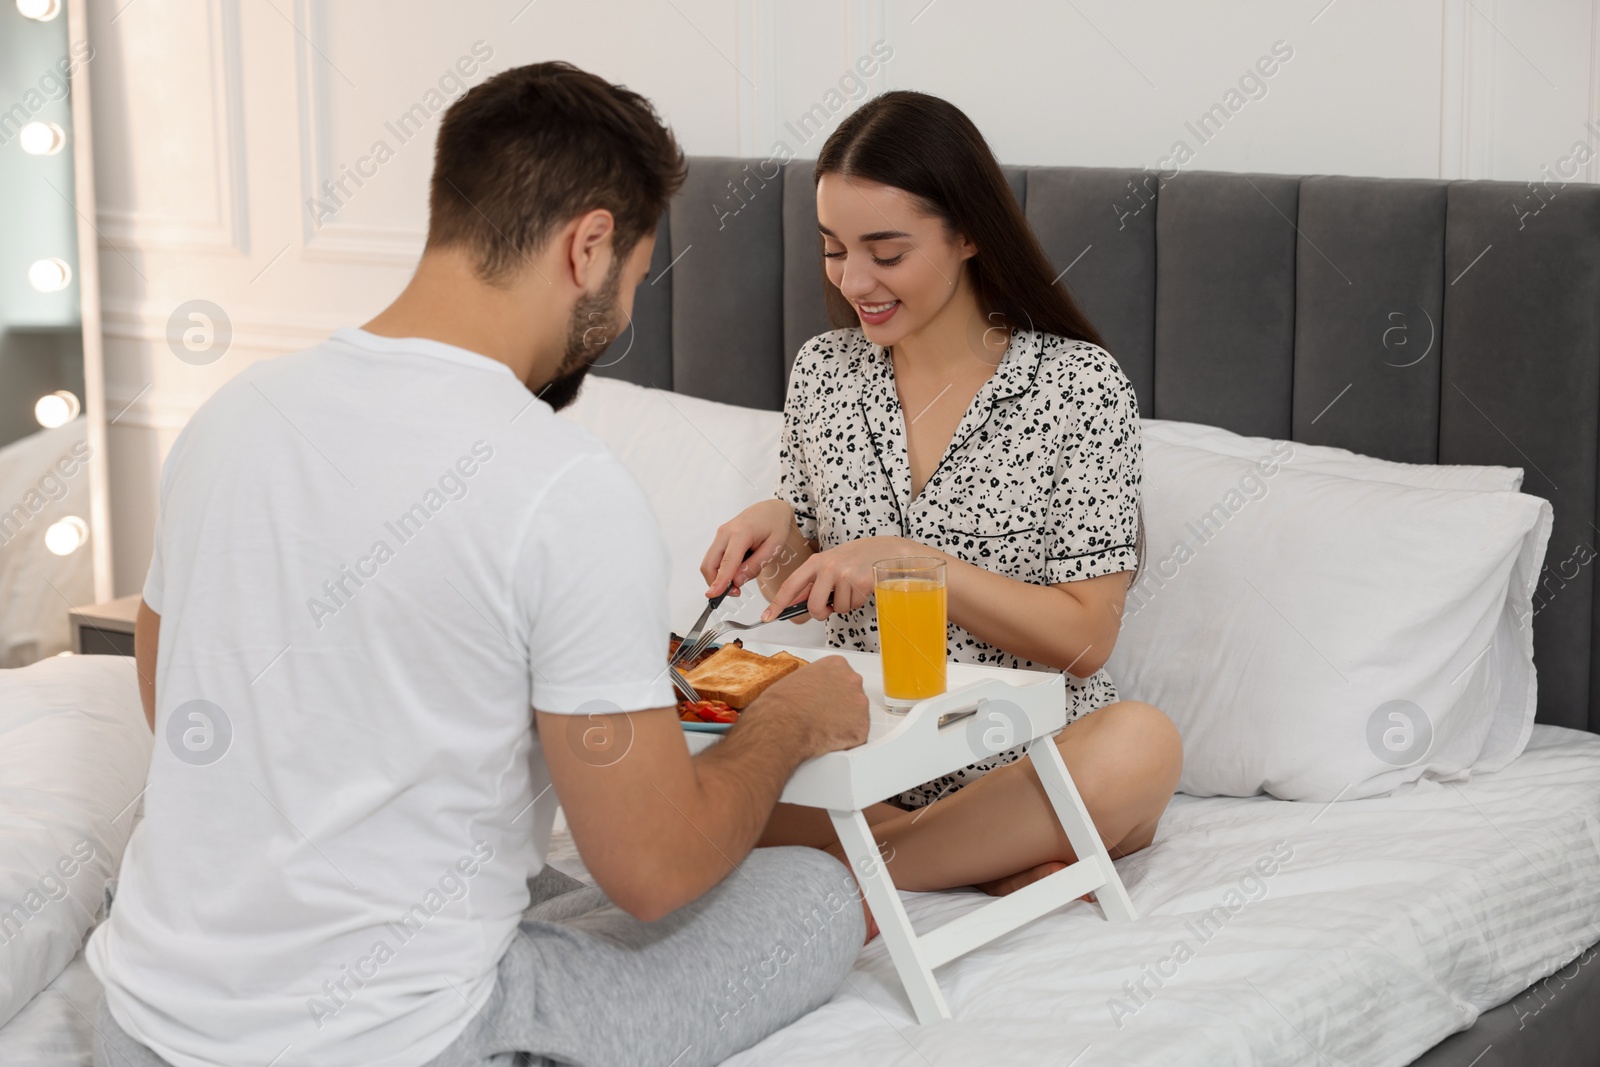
[975,809,1164,896]
[819,701,1183,894]
[757,800,907,850]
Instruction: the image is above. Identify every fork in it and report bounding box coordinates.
[669,665,701,704]
[675,602,813,666]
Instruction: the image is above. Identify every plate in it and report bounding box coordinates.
[680,720,733,734]
[673,638,736,733]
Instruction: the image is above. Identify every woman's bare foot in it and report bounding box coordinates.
[976,860,1063,896]
[975,860,1094,902]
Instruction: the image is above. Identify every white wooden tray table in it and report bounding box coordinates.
[682,641,1139,1024]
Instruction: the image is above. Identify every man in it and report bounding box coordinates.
[88,62,872,1067]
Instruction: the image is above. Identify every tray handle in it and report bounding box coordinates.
[892,678,1042,742]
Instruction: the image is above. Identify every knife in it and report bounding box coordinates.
[671,548,754,667]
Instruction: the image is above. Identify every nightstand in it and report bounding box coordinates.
[69,594,141,656]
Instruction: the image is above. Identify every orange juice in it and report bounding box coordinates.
[875,577,948,701]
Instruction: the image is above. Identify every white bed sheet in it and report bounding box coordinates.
[0,941,99,1067]
[7,725,1598,1067]
[695,723,1600,1067]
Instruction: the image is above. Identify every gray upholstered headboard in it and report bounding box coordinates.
[596,156,1600,736]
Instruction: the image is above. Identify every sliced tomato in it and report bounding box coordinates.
[699,701,737,724]
[678,699,737,724]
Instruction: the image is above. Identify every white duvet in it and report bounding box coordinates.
[6,726,1598,1067]
[664,724,1597,1066]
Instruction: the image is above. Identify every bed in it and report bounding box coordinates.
[599,156,1600,1064]
[4,714,1597,1066]
[3,158,1598,1066]
[597,724,1600,1065]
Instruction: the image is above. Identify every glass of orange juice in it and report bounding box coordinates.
[873,556,948,706]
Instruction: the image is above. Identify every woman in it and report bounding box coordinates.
[700,91,1182,899]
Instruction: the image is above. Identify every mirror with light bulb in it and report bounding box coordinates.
[1,0,111,666]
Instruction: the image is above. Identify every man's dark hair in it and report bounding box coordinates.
[426,62,686,284]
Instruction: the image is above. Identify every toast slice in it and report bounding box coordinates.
[683,646,805,709]
[668,634,742,671]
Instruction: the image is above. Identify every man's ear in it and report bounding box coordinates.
[567,208,617,289]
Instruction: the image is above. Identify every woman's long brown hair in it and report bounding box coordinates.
[814,91,1146,590]
[814,91,1105,348]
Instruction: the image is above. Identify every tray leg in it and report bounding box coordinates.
[1026,735,1139,923]
[827,808,951,1024]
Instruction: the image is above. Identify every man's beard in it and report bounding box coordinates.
[536,260,625,412]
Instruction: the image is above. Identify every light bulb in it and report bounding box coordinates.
[19,121,65,156]
[34,390,80,428]
[45,515,88,556]
[16,0,62,19]
[28,257,72,292]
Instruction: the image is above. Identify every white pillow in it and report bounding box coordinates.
[1144,418,1524,492]
[0,655,151,1028]
[1105,436,1552,801]
[559,376,829,647]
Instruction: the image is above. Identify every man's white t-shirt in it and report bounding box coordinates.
[85,328,675,1067]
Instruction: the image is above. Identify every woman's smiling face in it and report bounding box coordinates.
[817,173,976,347]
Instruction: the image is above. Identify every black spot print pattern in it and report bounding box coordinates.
[777,327,1144,810]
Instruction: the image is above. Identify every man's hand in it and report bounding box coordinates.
[741,654,870,760]
[536,654,869,922]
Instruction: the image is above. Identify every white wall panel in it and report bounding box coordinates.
[88,0,1600,595]
[1484,0,1600,182]
[90,0,247,252]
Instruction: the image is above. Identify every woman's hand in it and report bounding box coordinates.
[701,499,800,598]
[762,537,932,621]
